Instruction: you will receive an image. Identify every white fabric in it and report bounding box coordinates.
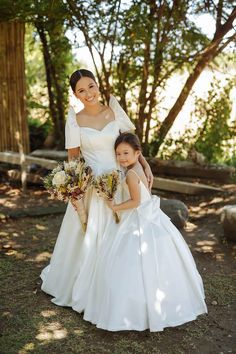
[77,180,207,331]
[109,95,136,132]
[65,95,135,149]
[65,106,81,149]
[41,101,207,332]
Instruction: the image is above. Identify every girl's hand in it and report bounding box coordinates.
[144,165,153,191]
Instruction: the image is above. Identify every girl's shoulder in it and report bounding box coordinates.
[126,165,148,189]
[126,169,141,182]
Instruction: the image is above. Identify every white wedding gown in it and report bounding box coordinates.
[40,95,207,332]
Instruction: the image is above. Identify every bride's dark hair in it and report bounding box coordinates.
[114,132,142,152]
[70,69,97,92]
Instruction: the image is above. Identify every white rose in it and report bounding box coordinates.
[53,166,62,173]
[64,160,77,171]
[69,160,77,169]
[52,171,67,187]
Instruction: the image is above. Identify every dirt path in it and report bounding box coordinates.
[0,184,235,354]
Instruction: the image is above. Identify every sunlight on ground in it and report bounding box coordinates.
[5,249,25,259]
[35,322,68,342]
[2,311,13,318]
[195,240,216,254]
[185,222,198,232]
[34,252,51,262]
[209,197,224,205]
[19,342,35,353]
[0,231,9,237]
[40,310,56,318]
[35,224,47,231]
[215,253,225,261]
[73,328,84,336]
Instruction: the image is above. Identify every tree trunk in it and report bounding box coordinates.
[36,22,65,149]
[0,21,29,153]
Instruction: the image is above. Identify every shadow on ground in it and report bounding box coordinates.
[0,183,235,354]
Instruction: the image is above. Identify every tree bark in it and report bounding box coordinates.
[0,21,29,153]
[36,21,65,149]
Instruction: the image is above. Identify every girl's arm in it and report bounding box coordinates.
[68,147,80,161]
[138,153,153,190]
[106,172,141,212]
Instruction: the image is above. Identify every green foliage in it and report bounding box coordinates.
[1,0,235,152]
[194,79,235,164]
[113,0,209,89]
[156,77,236,166]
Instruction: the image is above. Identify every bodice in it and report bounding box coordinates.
[80,120,120,176]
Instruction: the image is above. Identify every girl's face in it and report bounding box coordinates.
[115,142,140,168]
[74,77,100,106]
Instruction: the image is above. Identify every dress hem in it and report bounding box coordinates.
[80,305,208,332]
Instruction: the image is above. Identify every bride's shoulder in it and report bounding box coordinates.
[76,109,86,125]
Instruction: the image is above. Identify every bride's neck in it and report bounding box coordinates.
[83,102,105,116]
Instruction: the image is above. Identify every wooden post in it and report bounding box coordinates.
[0,21,29,153]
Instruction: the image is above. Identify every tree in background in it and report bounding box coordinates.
[154,0,236,155]
[194,79,235,165]
[157,76,235,166]
[66,0,122,102]
[0,0,235,156]
[0,0,73,149]
[65,0,236,156]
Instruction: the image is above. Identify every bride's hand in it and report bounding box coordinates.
[71,198,78,211]
[105,198,115,210]
[144,165,153,191]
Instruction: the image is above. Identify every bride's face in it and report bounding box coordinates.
[74,77,100,106]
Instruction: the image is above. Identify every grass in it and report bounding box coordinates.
[0,213,235,354]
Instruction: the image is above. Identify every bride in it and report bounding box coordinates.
[40,68,207,331]
[40,68,153,305]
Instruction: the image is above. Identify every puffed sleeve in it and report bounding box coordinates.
[65,106,81,149]
[109,94,136,132]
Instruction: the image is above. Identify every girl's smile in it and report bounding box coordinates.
[116,142,140,168]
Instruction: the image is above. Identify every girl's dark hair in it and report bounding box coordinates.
[114,132,142,152]
[69,69,97,92]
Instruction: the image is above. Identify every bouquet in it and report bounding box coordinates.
[43,157,94,232]
[94,170,121,223]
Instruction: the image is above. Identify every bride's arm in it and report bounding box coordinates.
[138,153,153,190]
[67,147,81,210]
[68,147,80,161]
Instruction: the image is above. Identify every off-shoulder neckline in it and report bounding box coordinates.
[79,120,116,132]
[76,101,116,131]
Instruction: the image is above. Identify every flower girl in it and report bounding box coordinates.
[75,132,207,332]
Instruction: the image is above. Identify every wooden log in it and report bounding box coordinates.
[0,151,58,169]
[148,158,235,182]
[7,170,42,185]
[5,169,223,194]
[0,152,223,195]
[30,149,67,160]
[152,177,222,195]
[1,205,66,219]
